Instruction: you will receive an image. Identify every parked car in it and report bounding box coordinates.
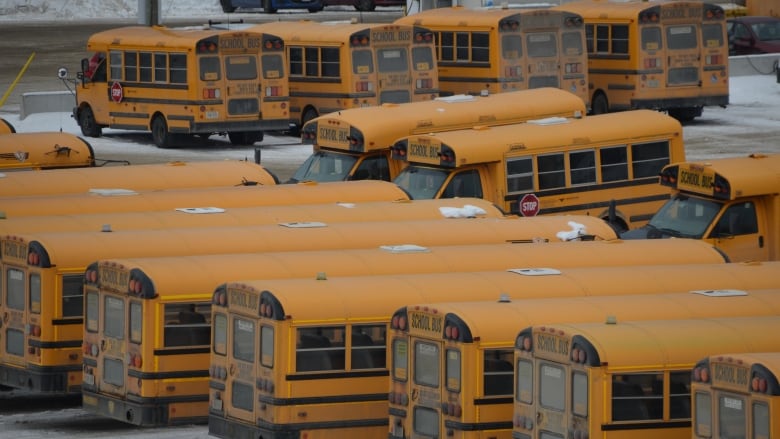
[727,16,780,55]
[322,0,404,11]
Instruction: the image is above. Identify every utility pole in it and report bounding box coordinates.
[138,0,162,26]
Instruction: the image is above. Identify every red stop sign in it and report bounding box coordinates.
[110,81,123,103]
[518,193,540,217]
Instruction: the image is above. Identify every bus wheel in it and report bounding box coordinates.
[355,0,375,11]
[78,106,102,138]
[151,116,174,148]
[219,0,236,12]
[228,132,259,146]
[263,0,277,13]
[591,94,608,115]
[302,108,319,127]
[668,107,702,123]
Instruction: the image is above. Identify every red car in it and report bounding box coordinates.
[727,16,780,55]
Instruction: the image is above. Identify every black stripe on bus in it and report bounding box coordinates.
[30,339,83,349]
[258,392,387,406]
[285,369,388,380]
[438,76,525,85]
[114,82,189,91]
[256,417,388,432]
[168,114,195,122]
[289,90,375,100]
[128,369,209,380]
[153,347,210,356]
[114,96,222,106]
[601,420,691,431]
[51,318,84,326]
[125,392,208,405]
[26,362,82,373]
[533,193,670,216]
[608,83,638,90]
[473,396,513,405]
[109,112,149,119]
[444,419,513,431]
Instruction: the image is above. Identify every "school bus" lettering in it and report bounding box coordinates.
[371,30,412,42]
[535,333,569,358]
[408,311,443,337]
[712,362,750,389]
[99,268,130,292]
[228,289,260,313]
[2,240,27,263]
[318,126,350,146]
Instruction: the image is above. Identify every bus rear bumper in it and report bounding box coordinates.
[81,389,208,427]
[0,363,81,393]
[208,415,300,439]
[188,120,290,134]
[631,95,729,110]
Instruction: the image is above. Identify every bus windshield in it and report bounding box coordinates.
[394,166,448,200]
[288,151,358,183]
[644,195,722,238]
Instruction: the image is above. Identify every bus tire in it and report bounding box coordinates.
[355,0,375,11]
[151,116,174,149]
[591,93,608,115]
[219,0,236,12]
[308,4,324,12]
[263,0,277,13]
[228,132,259,146]
[302,108,319,128]
[78,106,102,138]
[668,107,702,123]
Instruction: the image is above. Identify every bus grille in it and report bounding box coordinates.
[228,99,260,116]
[668,67,699,85]
[529,76,559,89]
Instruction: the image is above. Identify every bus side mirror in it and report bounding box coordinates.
[80,58,90,84]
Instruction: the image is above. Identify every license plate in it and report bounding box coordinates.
[83,374,95,386]
[206,111,219,119]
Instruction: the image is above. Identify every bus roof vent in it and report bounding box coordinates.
[528,116,569,126]
[336,202,356,208]
[507,268,561,276]
[379,244,430,253]
[434,94,477,103]
[690,289,748,297]
[89,188,139,196]
[278,221,327,228]
[0,172,5,179]
[175,207,226,214]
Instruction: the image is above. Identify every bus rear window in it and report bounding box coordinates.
[501,34,522,59]
[225,55,256,80]
[667,25,698,50]
[233,317,255,362]
[527,32,557,58]
[412,46,434,71]
[262,54,284,79]
[6,268,24,311]
[104,296,124,339]
[378,48,408,72]
[414,341,439,387]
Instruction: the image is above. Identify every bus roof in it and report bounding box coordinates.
[662,153,780,200]
[400,109,681,165]
[6,215,618,267]
[0,132,95,170]
[92,238,728,296]
[306,88,586,152]
[530,315,780,369]
[0,160,276,198]
[0,180,410,218]
[553,0,724,21]
[247,21,421,43]
[399,288,780,344]
[220,261,780,322]
[0,197,503,234]
[85,25,274,51]
[397,5,579,28]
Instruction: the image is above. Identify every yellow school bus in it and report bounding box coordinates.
[553,0,729,121]
[74,25,289,148]
[80,238,724,426]
[0,160,277,198]
[0,179,409,218]
[0,215,616,392]
[0,198,504,235]
[396,6,589,106]
[208,261,780,439]
[622,153,780,263]
[393,289,780,439]
[293,87,586,183]
[0,117,15,135]
[0,132,95,171]
[516,315,780,439]
[392,109,684,231]
[692,352,780,439]
[247,21,439,132]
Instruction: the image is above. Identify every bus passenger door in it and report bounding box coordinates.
[707,201,769,262]
[77,59,110,126]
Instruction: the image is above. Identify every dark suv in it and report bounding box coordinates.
[727,16,780,55]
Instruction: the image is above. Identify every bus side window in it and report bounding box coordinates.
[711,202,758,237]
[483,349,513,396]
[612,375,650,421]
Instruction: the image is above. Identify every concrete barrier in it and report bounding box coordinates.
[729,53,780,77]
[20,90,75,120]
